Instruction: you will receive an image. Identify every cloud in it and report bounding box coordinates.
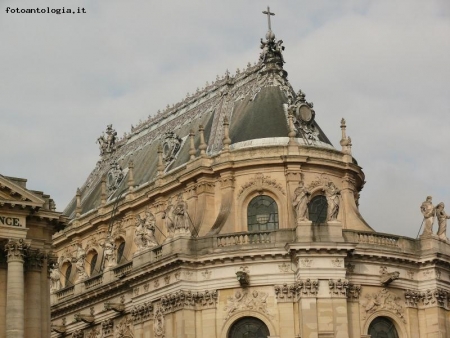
[1,1,449,238]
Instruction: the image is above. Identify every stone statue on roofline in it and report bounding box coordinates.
[134,209,158,252]
[73,243,88,282]
[173,194,190,233]
[436,202,450,241]
[102,235,116,269]
[292,181,311,222]
[50,262,61,292]
[97,124,117,156]
[420,196,435,236]
[163,199,174,238]
[163,195,192,240]
[324,181,340,221]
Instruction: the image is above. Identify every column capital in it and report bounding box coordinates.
[25,248,45,271]
[5,238,29,262]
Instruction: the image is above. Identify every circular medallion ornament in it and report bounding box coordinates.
[297,104,314,124]
[162,132,182,164]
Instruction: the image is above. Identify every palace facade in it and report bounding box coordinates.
[46,14,450,338]
[0,175,64,338]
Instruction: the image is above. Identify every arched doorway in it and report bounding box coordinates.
[368,316,399,338]
[228,316,270,338]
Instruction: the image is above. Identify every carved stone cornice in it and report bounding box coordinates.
[347,284,361,301]
[5,238,29,262]
[195,180,215,194]
[298,279,319,297]
[274,279,319,300]
[328,279,348,297]
[404,289,422,308]
[410,288,450,309]
[160,289,217,314]
[131,301,153,324]
[274,283,300,302]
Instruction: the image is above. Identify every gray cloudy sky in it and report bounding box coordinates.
[1,0,449,238]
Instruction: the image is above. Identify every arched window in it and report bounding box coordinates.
[228,317,270,338]
[247,195,279,232]
[63,263,72,287]
[308,195,327,223]
[368,317,399,338]
[116,241,126,264]
[89,252,98,276]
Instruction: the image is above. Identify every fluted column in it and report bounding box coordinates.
[5,238,28,338]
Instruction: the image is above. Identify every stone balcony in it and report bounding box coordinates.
[50,227,450,309]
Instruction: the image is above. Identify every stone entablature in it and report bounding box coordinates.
[50,229,450,305]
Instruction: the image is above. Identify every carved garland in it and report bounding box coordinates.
[237,173,285,198]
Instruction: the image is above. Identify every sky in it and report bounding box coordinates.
[1,0,449,239]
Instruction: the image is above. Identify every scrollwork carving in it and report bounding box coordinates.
[361,288,405,323]
[224,289,271,321]
[238,173,285,198]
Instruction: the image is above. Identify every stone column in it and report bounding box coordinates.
[0,258,7,338]
[41,255,51,338]
[5,238,28,338]
[25,249,44,338]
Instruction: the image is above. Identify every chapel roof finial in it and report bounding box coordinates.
[259,7,285,71]
[262,6,275,41]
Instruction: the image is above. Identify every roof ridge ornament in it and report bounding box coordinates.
[97,124,117,157]
[259,7,286,76]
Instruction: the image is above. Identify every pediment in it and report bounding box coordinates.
[0,175,44,208]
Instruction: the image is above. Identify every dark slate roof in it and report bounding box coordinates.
[63,34,334,219]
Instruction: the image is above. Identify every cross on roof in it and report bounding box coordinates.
[262,6,275,31]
